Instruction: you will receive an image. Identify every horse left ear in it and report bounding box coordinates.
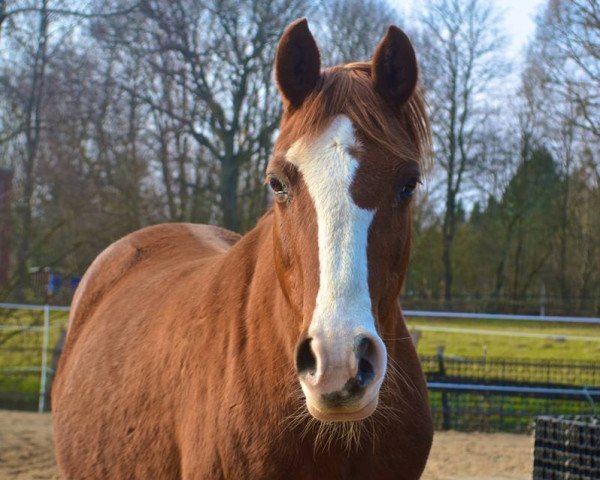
[372,26,418,108]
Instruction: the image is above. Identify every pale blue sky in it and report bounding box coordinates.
[390,0,546,62]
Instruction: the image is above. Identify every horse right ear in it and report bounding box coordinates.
[275,18,321,110]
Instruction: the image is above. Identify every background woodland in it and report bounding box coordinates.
[0,0,598,314]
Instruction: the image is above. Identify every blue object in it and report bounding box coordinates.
[47,274,63,295]
[70,276,81,291]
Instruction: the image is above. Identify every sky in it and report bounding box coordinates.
[386,0,549,210]
[390,0,547,63]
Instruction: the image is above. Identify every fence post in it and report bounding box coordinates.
[38,305,50,413]
[437,346,451,430]
[539,283,546,317]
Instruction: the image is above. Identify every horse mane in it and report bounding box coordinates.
[280,62,432,171]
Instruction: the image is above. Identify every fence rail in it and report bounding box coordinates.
[0,302,70,312]
[428,382,600,398]
[401,296,600,317]
[4,303,600,322]
[404,309,600,325]
[411,324,600,342]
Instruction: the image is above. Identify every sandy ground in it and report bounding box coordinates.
[0,410,532,479]
[0,411,59,480]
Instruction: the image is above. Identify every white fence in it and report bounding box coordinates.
[1,303,599,412]
[403,310,600,344]
[0,303,69,412]
[404,310,600,325]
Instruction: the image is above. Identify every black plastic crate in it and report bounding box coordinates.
[534,415,600,479]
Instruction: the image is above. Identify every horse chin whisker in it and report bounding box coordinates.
[298,403,387,454]
[278,360,410,455]
[280,395,377,455]
[313,419,368,454]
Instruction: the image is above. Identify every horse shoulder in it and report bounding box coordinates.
[66,223,240,341]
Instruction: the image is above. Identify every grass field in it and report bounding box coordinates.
[406,316,600,362]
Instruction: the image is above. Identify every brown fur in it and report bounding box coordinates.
[52,20,433,479]
[275,63,431,167]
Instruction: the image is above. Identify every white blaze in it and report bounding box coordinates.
[287,115,377,367]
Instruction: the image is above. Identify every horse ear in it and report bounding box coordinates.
[275,18,321,109]
[372,26,418,108]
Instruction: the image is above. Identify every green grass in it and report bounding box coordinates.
[407,316,600,362]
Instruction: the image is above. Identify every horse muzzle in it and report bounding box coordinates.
[295,332,387,421]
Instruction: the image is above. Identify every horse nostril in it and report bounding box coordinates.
[354,336,373,358]
[354,336,376,387]
[295,337,317,377]
[357,358,375,387]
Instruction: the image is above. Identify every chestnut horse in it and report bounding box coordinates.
[52,19,433,479]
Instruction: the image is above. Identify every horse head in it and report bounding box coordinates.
[268,19,430,422]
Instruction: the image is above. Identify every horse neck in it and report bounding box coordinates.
[217,211,299,378]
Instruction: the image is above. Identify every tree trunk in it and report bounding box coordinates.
[442,193,455,303]
[15,0,49,299]
[158,126,177,221]
[0,169,13,288]
[0,0,6,35]
[220,137,239,231]
[559,126,573,304]
[442,229,453,303]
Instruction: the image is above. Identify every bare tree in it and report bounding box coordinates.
[416,0,507,301]
[317,0,400,65]
[524,0,600,307]
[91,0,313,231]
[533,0,600,138]
[12,0,49,298]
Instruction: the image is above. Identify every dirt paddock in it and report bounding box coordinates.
[0,410,532,479]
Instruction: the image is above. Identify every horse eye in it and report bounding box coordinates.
[396,178,419,202]
[268,175,288,200]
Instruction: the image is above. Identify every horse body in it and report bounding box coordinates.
[53,19,433,479]
[53,221,431,479]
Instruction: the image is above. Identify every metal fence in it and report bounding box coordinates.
[428,383,600,432]
[422,351,600,432]
[0,303,68,412]
[421,354,600,387]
